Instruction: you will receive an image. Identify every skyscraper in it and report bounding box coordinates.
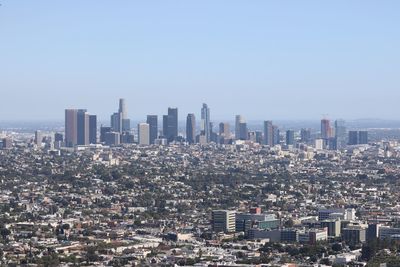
[321,119,332,140]
[335,120,346,149]
[146,115,158,145]
[111,99,130,133]
[358,131,368,144]
[111,112,122,133]
[100,126,112,143]
[201,103,210,143]
[300,128,311,143]
[163,108,178,143]
[186,113,196,144]
[119,98,131,132]
[34,130,42,146]
[286,130,295,146]
[239,122,248,140]
[263,121,274,146]
[65,109,78,147]
[138,123,150,145]
[89,115,97,144]
[273,125,280,145]
[235,115,245,140]
[65,109,96,147]
[348,131,358,145]
[77,109,89,146]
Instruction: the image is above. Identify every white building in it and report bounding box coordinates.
[138,123,150,146]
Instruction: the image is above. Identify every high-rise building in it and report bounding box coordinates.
[104,132,120,146]
[111,112,122,133]
[321,119,332,140]
[111,99,130,133]
[65,109,96,147]
[121,132,134,144]
[218,122,230,144]
[119,98,131,132]
[89,115,97,144]
[34,130,42,146]
[1,137,12,149]
[54,133,63,142]
[263,121,274,146]
[212,210,236,233]
[163,108,178,143]
[138,123,150,145]
[358,131,368,144]
[273,125,280,145]
[201,103,211,143]
[335,120,346,149]
[65,109,78,147]
[77,109,89,146]
[186,114,196,144]
[286,130,295,146]
[235,115,245,140]
[348,131,359,145]
[300,128,311,143]
[146,115,158,145]
[100,126,112,143]
[255,131,263,144]
[239,122,248,140]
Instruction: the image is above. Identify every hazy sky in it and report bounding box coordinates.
[1,1,399,121]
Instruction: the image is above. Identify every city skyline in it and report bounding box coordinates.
[1,1,400,120]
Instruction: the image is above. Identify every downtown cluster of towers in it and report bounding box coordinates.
[63,99,368,148]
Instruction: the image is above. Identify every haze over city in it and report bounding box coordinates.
[1,1,400,121]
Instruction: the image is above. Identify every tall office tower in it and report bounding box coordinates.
[163,108,178,143]
[121,132,134,144]
[201,103,211,143]
[286,130,295,146]
[212,210,236,233]
[65,109,78,147]
[210,122,218,143]
[263,120,274,146]
[100,126,112,143]
[239,122,248,140]
[34,130,42,146]
[235,115,245,139]
[321,119,332,139]
[186,113,196,144]
[273,125,280,145]
[65,109,95,147]
[255,131,263,144]
[162,115,169,138]
[348,131,359,145]
[119,98,131,131]
[54,133,63,142]
[146,115,158,145]
[89,115,97,144]
[104,132,120,146]
[77,109,89,145]
[219,122,230,144]
[138,123,150,145]
[300,128,311,143]
[335,120,347,149]
[111,112,122,133]
[219,122,230,137]
[358,131,368,144]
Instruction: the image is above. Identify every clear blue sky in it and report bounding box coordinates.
[1,1,399,121]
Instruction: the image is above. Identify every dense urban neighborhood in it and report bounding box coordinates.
[2,124,400,266]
